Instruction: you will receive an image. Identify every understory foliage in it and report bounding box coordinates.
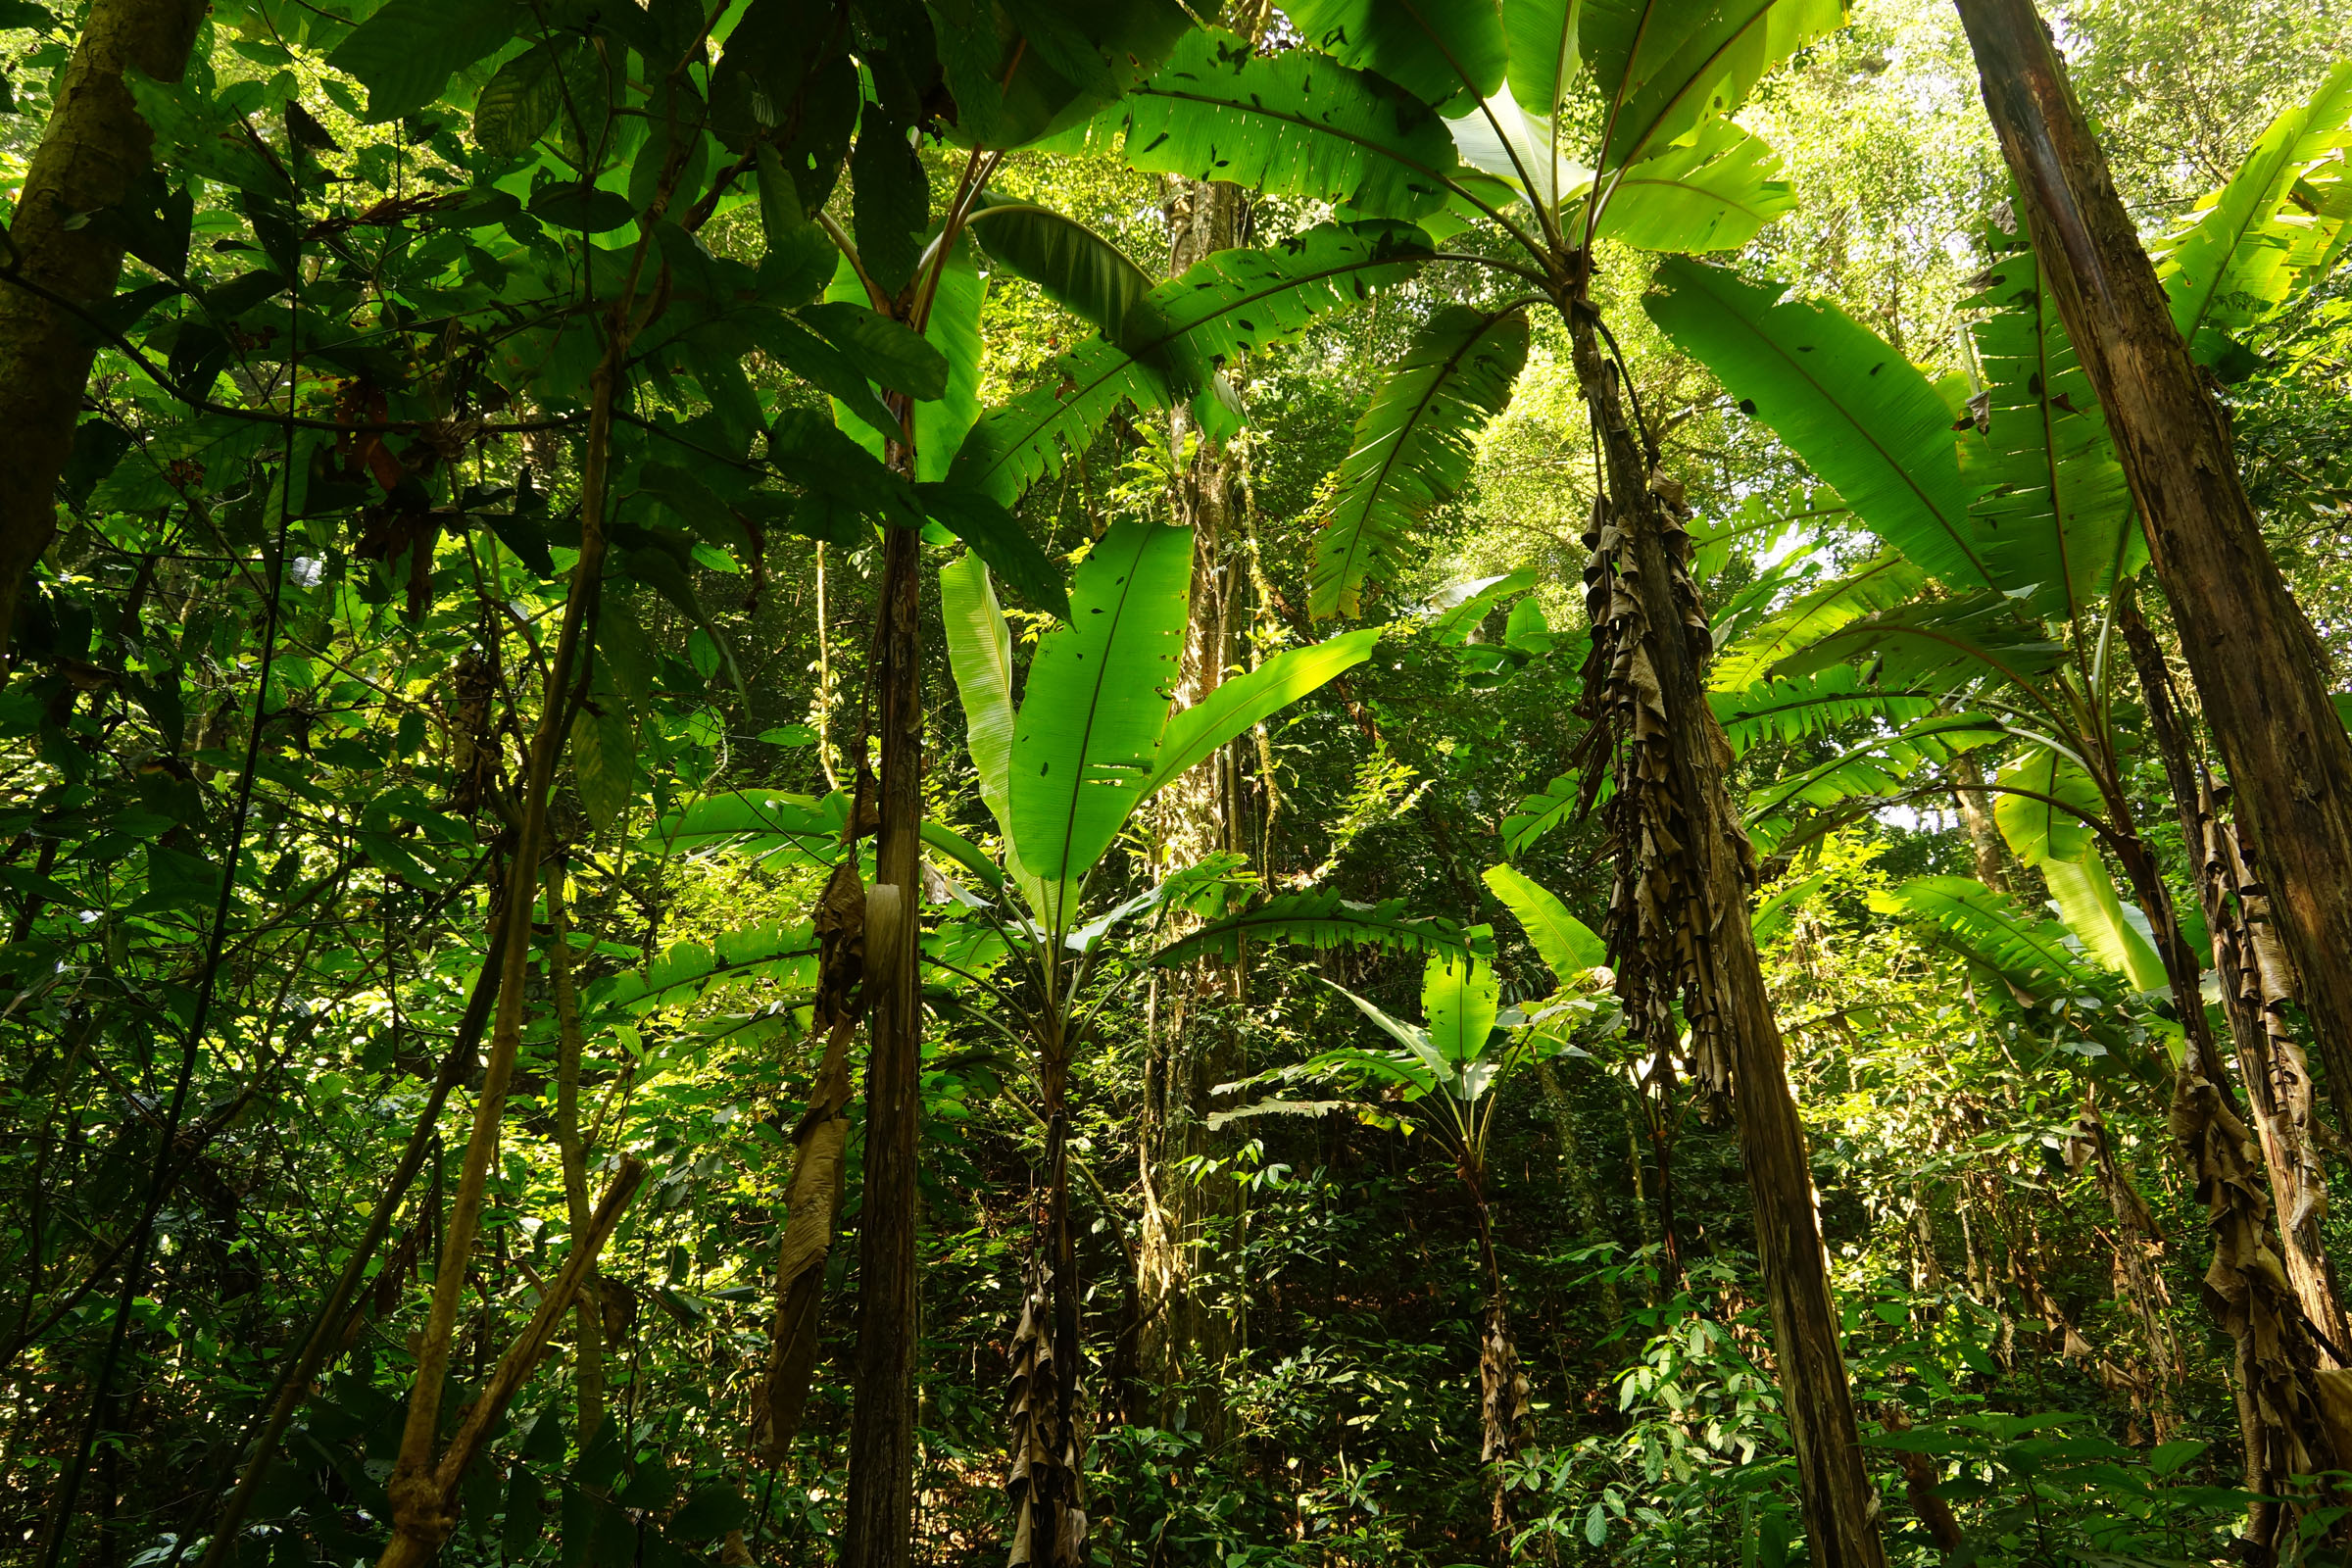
[3,0,2352,1563]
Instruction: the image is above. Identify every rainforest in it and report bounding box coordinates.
[4,0,2352,1563]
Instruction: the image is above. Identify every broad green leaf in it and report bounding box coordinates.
[1139,628,1383,800]
[1962,230,2141,623]
[1868,875,2112,1005]
[1750,868,1829,943]
[1446,83,1585,209]
[1121,31,1461,220]
[1007,518,1194,928]
[659,789,847,865]
[1580,0,1843,173]
[803,301,950,402]
[917,485,1069,618]
[473,42,567,158]
[1503,0,1583,121]
[570,686,636,831]
[965,197,1164,355]
[1767,590,2065,693]
[1311,304,1530,619]
[2042,856,2168,993]
[1708,554,1926,690]
[324,0,521,121]
[740,309,903,445]
[1992,748,2102,867]
[1423,951,1500,1064]
[936,0,1194,152]
[2158,60,2352,368]
[818,240,985,479]
[1282,0,1509,111]
[1740,710,2003,856]
[1711,665,1942,755]
[1151,891,1473,966]
[1598,118,1794,252]
[1481,864,1604,982]
[1428,568,1537,644]
[1644,259,1990,596]
[954,220,1434,506]
[940,552,1019,851]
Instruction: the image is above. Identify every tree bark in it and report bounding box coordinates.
[1568,309,1886,1568]
[1947,751,2012,895]
[1136,170,1253,1442]
[2115,597,2350,1368]
[840,520,924,1568]
[0,0,207,662]
[1955,0,2352,1143]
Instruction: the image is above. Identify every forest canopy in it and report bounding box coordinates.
[5,0,2352,1564]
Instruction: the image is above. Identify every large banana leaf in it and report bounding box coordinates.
[954,220,1435,506]
[1007,519,1194,929]
[1152,890,1474,966]
[1644,260,1990,595]
[938,0,1195,152]
[1503,0,1583,122]
[1599,117,1794,253]
[1581,0,1843,174]
[1961,232,2140,624]
[963,197,1186,375]
[1424,951,1502,1065]
[1282,0,1509,112]
[1137,628,1383,799]
[2159,61,2352,370]
[1446,83,1584,210]
[1741,710,2002,852]
[2042,857,2169,994]
[1311,304,1531,619]
[1869,875,2115,1006]
[1482,863,1605,983]
[1769,590,2065,693]
[940,553,1019,846]
[1708,553,1925,690]
[1710,664,1942,753]
[1120,30,1463,220]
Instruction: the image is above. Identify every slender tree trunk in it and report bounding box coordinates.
[1137,173,1254,1446]
[756,854,867,1464]
[1466,1176,1529,1553]
[2116,597,2350,1367]
[1567,307,1886,1568]
[841,520,924,1568]
[1956,0,2352,1143]
[0,0,206,662]
[545,865,608,1444]
[1947,752,2012,894]
[1008,1017,1087,1568]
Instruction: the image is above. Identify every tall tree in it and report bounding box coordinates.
[0,0,207,663]
[1955,0,2352,1147]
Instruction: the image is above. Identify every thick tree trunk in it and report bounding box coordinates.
[1956,0,2352,1143]
[842,522,924,1568]
[0,0,206,662]
[1136,171,1252,1441]
[1568,310,1886,1568]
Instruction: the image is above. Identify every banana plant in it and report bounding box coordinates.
[1212,867,1614,1533]
[929,525,1492,1565]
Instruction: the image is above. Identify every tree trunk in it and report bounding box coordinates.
[1136,170,1253,1442]
[545,866,608,1445]
[756,854,867,1464]
[1567,308,1886,1568]
[1947,751,2012,894]
[2116,597,2350,1368]
[1008,1021,1087,1568]
[1467,1177,1529,1553]
[1955,0,2352,1144]
[0,0,207,663]
[841,521,924,1568]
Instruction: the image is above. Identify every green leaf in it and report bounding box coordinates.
[658,790,847,865]
[916,485,1069,618]
[1767,589,2064,693]
[803,301,949,402]
[570,689,636,831]
[2158,60,2352,368]
[1868,875,2113,1006]
[325,0,521,121]
[965,197,1161,355]
[1598,118,1794,253]
[850,113,929,295]
[1311,304,1530,620]
[818,240,984,479]
[1119,29,1462,220]
[1739,710,2002,857]
[2042,855,2168,993]
[954,220,1434,506]
[1283,0,1508,110]
[472,42,566,158]
[1007,518,1194,928]
[1152,891,1472,967]
[1992,747,2102,868]
[1580,0,1842,173]
[1750,868,1830,943]
[1481,864,1604,983]
[940,553,1019,849]
[1140,627,1383,800]
[530,181,636,234]
[1962,229,2141,622]
[1504,0,1583,121]
[1708,553,1924,690]
[1643,259,1991,596]
[740,309,902,446]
